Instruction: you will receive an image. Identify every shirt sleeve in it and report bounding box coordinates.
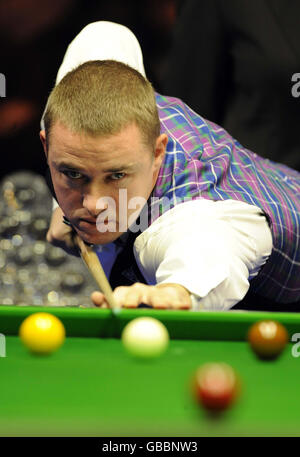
[133,199,272,311]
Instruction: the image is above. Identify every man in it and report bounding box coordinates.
[41,22,300,311]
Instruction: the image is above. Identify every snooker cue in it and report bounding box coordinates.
[74,234,119,311]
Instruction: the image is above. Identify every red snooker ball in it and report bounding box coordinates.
[247,320,288,359]
[194,362,239,411]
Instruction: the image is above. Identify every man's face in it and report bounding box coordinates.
[41,122,167,245]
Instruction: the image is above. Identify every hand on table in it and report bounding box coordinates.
[46,207,79,256]
[91,283,192,310]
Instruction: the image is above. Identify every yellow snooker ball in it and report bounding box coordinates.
[19,312,65,355]
[121,317,169,359]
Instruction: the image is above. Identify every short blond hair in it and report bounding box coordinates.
[44,60,160,149]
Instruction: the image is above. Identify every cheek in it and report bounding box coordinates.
[129,177,150,199]
[150,165,160,188]
[49,167,63,189]
[51,173,64,198]
[152,169,158,185]
[51,172,81,209]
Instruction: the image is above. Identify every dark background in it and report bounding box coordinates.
[0,0,182,179]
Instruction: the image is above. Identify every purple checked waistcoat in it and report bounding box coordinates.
[145,93,300,304]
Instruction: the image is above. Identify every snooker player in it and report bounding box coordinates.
[40,22,300,311]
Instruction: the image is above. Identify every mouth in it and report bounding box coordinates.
[76,218,117,230]
[79,218,97,224]
[75,218,97,230]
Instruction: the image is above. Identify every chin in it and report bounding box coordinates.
[76,227,121,245]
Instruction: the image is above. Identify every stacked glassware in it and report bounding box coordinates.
[0,171,98,307]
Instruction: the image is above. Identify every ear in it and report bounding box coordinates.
[39,130,48,162]
[154,133,168,168]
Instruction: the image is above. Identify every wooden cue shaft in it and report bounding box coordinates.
[74,234,118,309]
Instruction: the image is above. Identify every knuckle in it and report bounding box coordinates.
[133,282,147,290]
[114,286,127,294]
[46,230,52,242]
[47,229,60,243]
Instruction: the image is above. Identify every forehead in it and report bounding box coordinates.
[48,121,150,168]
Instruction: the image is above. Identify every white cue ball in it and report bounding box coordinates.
[121,317,169,359]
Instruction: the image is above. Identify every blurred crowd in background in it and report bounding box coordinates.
[1,0,299,181]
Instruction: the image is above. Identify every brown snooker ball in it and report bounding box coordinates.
[194,362,239,411]
[247,320,288,359]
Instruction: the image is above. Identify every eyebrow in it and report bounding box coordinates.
[53,161,138,173]
[102,164,138,173]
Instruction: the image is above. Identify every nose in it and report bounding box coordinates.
[82,190,108,218]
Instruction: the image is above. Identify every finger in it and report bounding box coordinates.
[113,286,131,307]
[150,290,170,309]
[113,284,149,308]
[168,293,192,310]
[121,284,145,308]
[150,291,191,310]
[47,230,79,257]
[91,291,107,307]
[46,222,72,243]
[171,302,191,310]
[154,284,192,310]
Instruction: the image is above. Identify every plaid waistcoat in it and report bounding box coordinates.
[149,93,300,304]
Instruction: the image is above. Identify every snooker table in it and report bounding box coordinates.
[0,304,300,437]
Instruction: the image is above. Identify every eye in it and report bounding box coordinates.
[109,172,125,181]
[63,170,83,180]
